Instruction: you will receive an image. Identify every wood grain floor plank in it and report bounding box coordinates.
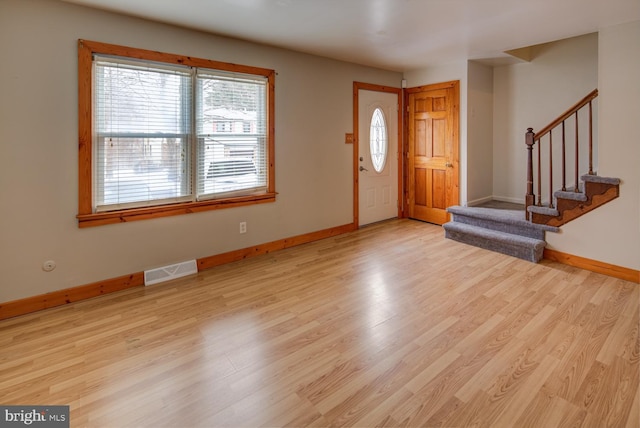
[454,337,528,403]
[626,385,640,428]
[348,387,413,428]
[0,219,637,427]
[588,356,639,428]
[490,354,560,427]
[538,397,585,428]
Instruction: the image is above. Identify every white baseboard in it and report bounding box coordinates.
[466,196,494,207]
[492,195,525,204]
[465,195,525,206]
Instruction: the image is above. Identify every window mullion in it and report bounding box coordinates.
[188,67,197,202]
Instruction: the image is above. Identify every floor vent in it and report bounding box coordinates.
[144,260,198,286]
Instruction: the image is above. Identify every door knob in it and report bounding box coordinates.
[445,162,453,168]
[359,166,368,172]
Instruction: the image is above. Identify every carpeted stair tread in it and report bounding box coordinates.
[448,205,559,236]
[554,190,588,201]
[581,174,620,185]
[527,205,560,216]
[443,222,545,263]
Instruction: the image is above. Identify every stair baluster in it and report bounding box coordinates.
[589,100,594,175]
[549,132,553,208]
[537,138,542,206]
[525,128,535,220]
[561,121,566,191]
[574,110,579,192]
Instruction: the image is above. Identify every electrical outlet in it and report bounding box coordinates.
[239,221,247,234]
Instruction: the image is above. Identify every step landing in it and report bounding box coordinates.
[444,205,558,263]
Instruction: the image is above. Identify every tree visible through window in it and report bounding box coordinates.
[77,40,275,227]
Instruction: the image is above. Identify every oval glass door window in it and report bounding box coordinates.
[369,107,388,173]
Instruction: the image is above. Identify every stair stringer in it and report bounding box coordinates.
[528,175,620,227]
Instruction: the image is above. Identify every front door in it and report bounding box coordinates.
[406,81,459,225]
[358,89,399,226]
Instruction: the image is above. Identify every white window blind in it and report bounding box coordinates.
[92,56,269,212]
[195,70,268,199]
[94,57,193,211]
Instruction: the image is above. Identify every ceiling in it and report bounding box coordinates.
[62,0,640,72]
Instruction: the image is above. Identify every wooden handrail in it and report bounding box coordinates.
[533,89,598,141]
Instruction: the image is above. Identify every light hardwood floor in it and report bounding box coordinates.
[1,219,638,427]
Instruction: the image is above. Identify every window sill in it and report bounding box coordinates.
[77,193,276,228]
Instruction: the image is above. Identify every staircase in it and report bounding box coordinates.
[444,89,621,262]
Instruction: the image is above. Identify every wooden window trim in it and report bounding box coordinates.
[77,39,276,228]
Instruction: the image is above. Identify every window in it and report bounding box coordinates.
[77,40,275,227]
[369,107,388,173]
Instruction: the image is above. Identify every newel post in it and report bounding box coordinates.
[525,128,535,220]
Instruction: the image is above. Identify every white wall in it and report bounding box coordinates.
[404,62,469,204]
[0,0,401,302]
[466,61,494,205]
[546,21,640,270]
[493,33,599,203]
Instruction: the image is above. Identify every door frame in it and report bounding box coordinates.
[352,82,403,227]
[403,80,460,223]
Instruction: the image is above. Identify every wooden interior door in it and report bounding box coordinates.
[407,81,459,225]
